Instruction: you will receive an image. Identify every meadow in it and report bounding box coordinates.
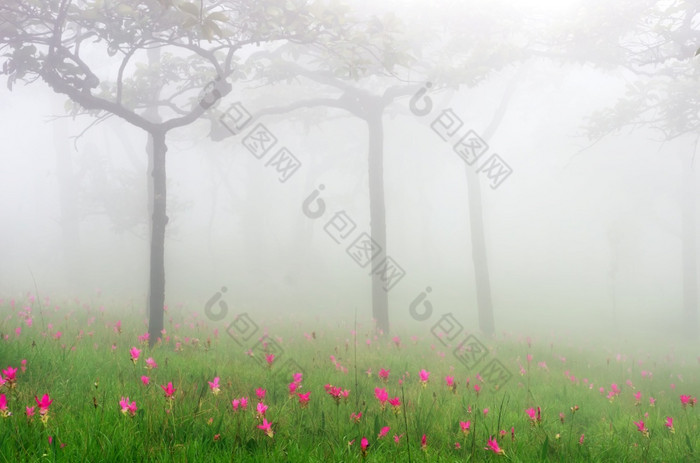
[0,296,698,462]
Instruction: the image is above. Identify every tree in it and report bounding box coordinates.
[0,0,348,344]
[216,0,527,335]
[566,0,699,337]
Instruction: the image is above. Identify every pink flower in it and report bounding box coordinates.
[257,418,273,437]
[394,434,403,444]
[240,397,248,409]
[350,412,362,423]
[265,354,275,366]
[525,408,536,422]
[2,367,17,384]
[25,406,35,419]
[256,388,266,400]
[35,394,53,415]
[460,420,471,435]
[208,377,220,395]
[634,420,649,437]
[256,402,267,417]
[485,436,505,455]
[665,416,674,433]
[378,426,390,439]
[129,347,141,364]
[579,434,585,445]
[421,434,427,450]
[649,396,656,406]
[374,387,389,407]
[292,372,303,384]
[378,368,390,382]
[0,394,10,417]
[474,384,481,395]
[119,397,137,416]
[361,437,369,454]
[297,391,311,408]
[141,376,150,386]
[145,357,157,370]
[419,369,430,385]
[445,375,455,391]
[231,399,241,411]
[161,382,176,399]
[483,408,489,416]
[680,394,695,407]
[634,391,642,404]
[388,397,401,412]
[288,382,299,395]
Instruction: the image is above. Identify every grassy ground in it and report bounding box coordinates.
[0,297,698,462]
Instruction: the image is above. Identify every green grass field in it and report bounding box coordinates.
[0,298,698,462]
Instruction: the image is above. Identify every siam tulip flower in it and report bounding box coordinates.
[483,408,489,417]
[392,336,401,348]
[634,391,642,405]
[129,347,141,364]
[455,442,461,449]
[297,391,310,408]
[378,426,390,439]
[485,436,505,455]
[25,406,35,419]
[421,434,427,451]
[0,374,5,389]
[137,333,149,344]
[378,368,390,382]
[256,388,266,400]
[361,437,369,456]
[35,394,53,423]
[145,357,157,370]
[119,397,137,417]
[559,412,565,424]
[114,320,122,334]
[665,416,675,433]
[265,354,275,367]
[388,397,401,414]
[289,382,299,395]
[526,408,536,423]
[394,434,403,444]
[256,402,268,417]
[419,369,430,386]
[649,397,656,406]
[445,376,456,392]
[474,384,481,396]
[20,359,27,373]
[257,418,274,438]
[374,387,389,409]
[208,377,220,396]
[161,382,176,399]
[292,372,303,384]
[681,394,691,407]
[350,412,362,423]
[0,394,10,417]
[459,420,471,436]
[511,427,516,442]
[141,376,150,386]
[240,397,248,409]
[634,420,649,437]
[2,367,17,388]
[231,399,241,411]
[579,434,585,445]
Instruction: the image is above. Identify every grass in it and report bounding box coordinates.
[0,297,698,462]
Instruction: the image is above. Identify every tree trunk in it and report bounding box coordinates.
[465,74,519,336]
[681,154,697,338]
[148,129,168,345]
[367,105,389,334]
[465,168,495,335]
[144,47,160,324]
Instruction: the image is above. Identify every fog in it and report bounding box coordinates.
[1,0,697,343]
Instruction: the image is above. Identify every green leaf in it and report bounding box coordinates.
[686,434,694,454]
[540,436,549,461]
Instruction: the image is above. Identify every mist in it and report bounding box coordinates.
[1,0,698,345]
